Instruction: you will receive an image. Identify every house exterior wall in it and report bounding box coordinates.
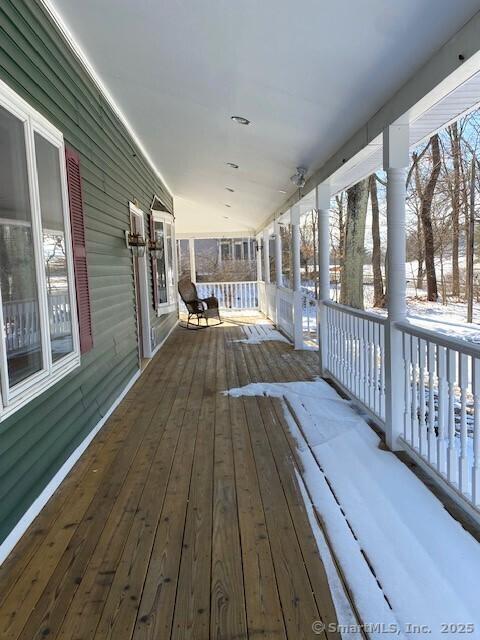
[0,0,176,543]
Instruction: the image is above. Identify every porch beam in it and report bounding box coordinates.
[383,119,409,450]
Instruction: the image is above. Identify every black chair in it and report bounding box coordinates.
[178,278,222,329]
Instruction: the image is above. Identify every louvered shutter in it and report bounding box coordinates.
[65,146,93,354]
[150,214,159,310]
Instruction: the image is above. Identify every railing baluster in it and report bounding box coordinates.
[437,346,448,475]
[447,348,458,484]
[418,338,427,456]
[427,341,436,465]
[458,353,469,493]
[403,332,412,441]
[473,358,480,506]
[368,320,373,411]
[380,324,385,420]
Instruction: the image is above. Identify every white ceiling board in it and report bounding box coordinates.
[50,0,480,234]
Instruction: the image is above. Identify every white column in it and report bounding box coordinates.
[274,219,282,287]
[317,183,330,375]
[256,234,262,282]
[291,205,303,349]
[189,238,196,283]
[274,219,283,326]
[383,120,409,450]
[263,228,270,284]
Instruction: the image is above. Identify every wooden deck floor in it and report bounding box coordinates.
[0,317,341,640]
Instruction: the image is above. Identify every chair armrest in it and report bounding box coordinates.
[201,295,219,309]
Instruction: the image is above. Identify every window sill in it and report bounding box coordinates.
[0,354,81,423]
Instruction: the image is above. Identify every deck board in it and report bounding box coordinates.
[0,318,340,640]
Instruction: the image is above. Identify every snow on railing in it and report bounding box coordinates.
[398,322,480,508]
[195,281,258,310]
[325,301,386,423]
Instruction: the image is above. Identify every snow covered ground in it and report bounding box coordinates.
[226,378,480,639]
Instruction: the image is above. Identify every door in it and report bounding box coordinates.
[129,204,152,364]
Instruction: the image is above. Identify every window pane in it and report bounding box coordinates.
[0,106,43,386]
[154,221,167,303]
[35,133,73,363]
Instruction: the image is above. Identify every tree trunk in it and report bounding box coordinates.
[418,134,441,302]
[467,158,475,323]
[369,175,385,307]
[340,178,369,309]
[416,214,424,290]
[449,122,461,297]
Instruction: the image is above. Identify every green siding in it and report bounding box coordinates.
[0,0,176,542]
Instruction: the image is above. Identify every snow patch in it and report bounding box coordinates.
[225,378,480,638]
[232,324,290,344]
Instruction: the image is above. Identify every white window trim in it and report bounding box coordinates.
[151,210,177,315]
[0,79,80,422]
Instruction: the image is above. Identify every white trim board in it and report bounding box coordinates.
[0,368,141,565]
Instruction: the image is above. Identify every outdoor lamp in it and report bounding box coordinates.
[148,238,164,259]
[126,230,147,257]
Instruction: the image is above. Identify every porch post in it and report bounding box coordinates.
[189,238,196,283]
[316,182,330,375]
[256,234,262,282]
[274,218,282,325]
[263,228,270,284]
[274,219,282,287]
[291,205,303,349]
[383,120,409,450]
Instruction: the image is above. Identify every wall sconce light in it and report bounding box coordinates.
[255,239,263,252]
[148,239,164,259]
[125,230,146,257]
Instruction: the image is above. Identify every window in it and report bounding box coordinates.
[151,211,176,312]
[0,80,80,419]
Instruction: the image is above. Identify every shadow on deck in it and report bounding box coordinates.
[0,317,348,640]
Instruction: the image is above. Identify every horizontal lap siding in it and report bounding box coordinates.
[0,0,174,542]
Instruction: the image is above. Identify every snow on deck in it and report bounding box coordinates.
[226,379,480,639]
[231,323,290,344]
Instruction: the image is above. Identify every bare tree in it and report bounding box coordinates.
[340,178,369,309]
[415,134,441,301]
[370,174,385,307]
[448,122,461,296]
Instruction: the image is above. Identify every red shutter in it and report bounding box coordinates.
[150,214,159,310]
[65,146,93,354]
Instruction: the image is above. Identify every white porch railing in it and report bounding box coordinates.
[302,290,318,346]
[277,287,294,339]
[195,281,258,310]
[265,282,276,321]
[397,322,480,508]
[322,300,480,516]
[325,301,386,423]
[3,294,71,354]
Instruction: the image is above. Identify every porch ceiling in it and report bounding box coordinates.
[50,0,480,234]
